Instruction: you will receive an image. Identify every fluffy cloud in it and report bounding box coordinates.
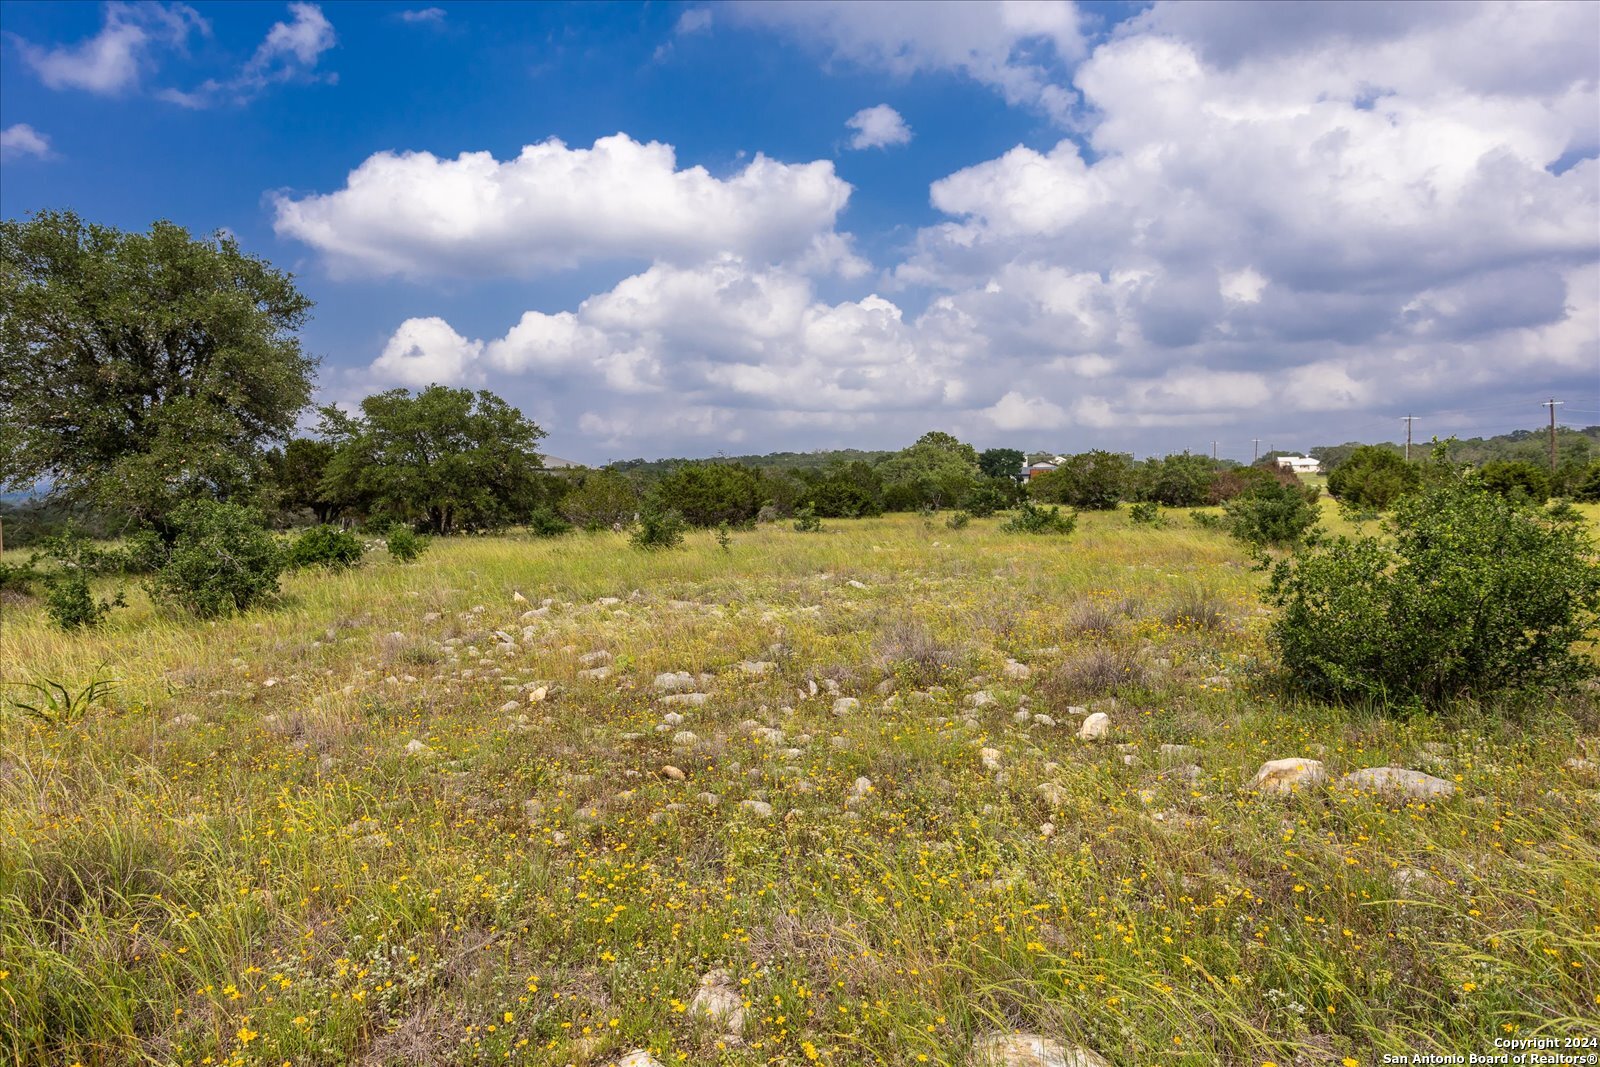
[398,7,446,24]
[350,2,1595,456]
[733,0,1085,121]
[0,124,53,160]
[13,2,206,94]
[845,104,912,149]
[275,134,857,279]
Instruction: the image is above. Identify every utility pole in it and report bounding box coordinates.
[1212,441,1218,460]
[1252,437,1261,462]
[1400,415,1418,461]
[1544,398,1563,471]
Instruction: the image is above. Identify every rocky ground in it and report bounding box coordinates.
[2,511,1597,1065]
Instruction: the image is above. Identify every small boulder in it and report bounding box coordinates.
[971,1032,1111,1067]
[661,692,709,707]
[1338,766,1456,800]
[739,799,773,818]
[654,671,696,692]
[617,1051,666,1067]
[980,747,1002,771]
[578,666,612,681]
[832,696,860,715]
[1003,659,1031,681]
[1077,712,1110,742]
[661,765,686,781]
[1245,757,1326,794]
[403,739,430,757]
[688,969,746,1035]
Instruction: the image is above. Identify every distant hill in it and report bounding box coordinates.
[1313,425,1598,470]
[607,448,895,476]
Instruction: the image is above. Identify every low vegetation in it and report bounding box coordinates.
[6,503,1593,1065]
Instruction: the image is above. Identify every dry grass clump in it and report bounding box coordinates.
[873,620,967,687]
[1041,643,1151,701]
[1160,584,1229,632]
[1065,594,1143,635]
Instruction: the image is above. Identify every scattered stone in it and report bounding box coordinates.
[663,712,685,727]
[527,685,548,703]
[696,792,720,807]
[513,591,528,603]
[832,696,860,715]
[966,690,996,709]
[596,597,622,607]
[1014,709,1031,724]
[1032,713,1056,727]
[1003,659,1031,681]
[1077,712,1110,742]
[616,1050,666,1067]
[1065,705,1088,717]
[851,776,873,799]
[654,671,696,692]
[1392,866,1439,891]
[661,765,686,781]
[847,579,868,589]
[578,650,612,666]
[521,608,548,620]
[739,660,776,676]
[1159,743,1198,762]
[1564,757,1597,777]
[422,612,441,622]
[970,1032,1111,1067]
[1039,822,1055,838]
[980,747,1002,771]
[1245,757,1326,794]
[498,700,521,714]
[1338,766,1457,800]
[1162,762,1203,784]
[688,970,746,1035]
[1035,782,1068,808]
[661,692,709,707]
[578,666,612,681]
[168,713,201,729]
[739,799,773,818]
[671,731,699,747]
[404,739,430,756]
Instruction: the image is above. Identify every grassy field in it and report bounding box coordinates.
[2,505,1598,1066]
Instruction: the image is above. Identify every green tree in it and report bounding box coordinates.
[1032,450,1133,510]
[1134,453,1218,507]
[0,211,315,532]
[1326,445,1420,509]
[559,469,640,530]
[877,431,981,510]
[652,462,765,527]
[978,447,1025,480]
[794,461,884,518]
[1477,460,1552,503]
[268,438,339,523]
[1266,474,1600,704]
[318,386,546,535]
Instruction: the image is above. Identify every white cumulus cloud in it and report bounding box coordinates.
[274,134,858,279]
[845,104,912,149]
[13,2,206,94]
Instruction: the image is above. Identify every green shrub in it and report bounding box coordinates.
[1265,476,1600,705]
[962,478,1016,517]
[31,531,124,630]
[0,558,39,596]
[1030,450,1131,510]
[793,505,824,533]
[284,525,364,570]
[945,510,972,530]
[1220,481,1320,547]
[528,506,573,538]
[1477,459,1552,504]
[146,500,283,618]
[1129,501,1162,526]
[715,521,733,551]
[1572,461,1600,503]
[1001,501,1077,535]
[386,523,429,562]
[630,503,686,550]
[1326,445,1419,509]
[560,470,639,531]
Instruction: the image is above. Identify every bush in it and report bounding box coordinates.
[1572,461,1600,503]
[386,523,429,562]
[945,510,972,530]
[1129,500,1162,526]
[652,462,765,526]
[1030,450,1132,509]
[1001,501,1077,535]
[1477,460,1552,504]
[0,558,39,596]
[962,477,1016,517]
[715,521,733,551]
[630,503,686,550]
[146,500,284,618]
[1220,481,1321,547]
[528,506,573,538]
[284,525,364,570]
[1206,464,1299,505]
[30,531,124,630]
[1326,445,1419,509]
[1135,453,1218,507]
[560,470,639,531]
[1265,476,1600,705]
[793,505,824,533]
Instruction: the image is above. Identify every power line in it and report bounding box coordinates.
[1400,415,1419,461]
[1544,398,1563,471]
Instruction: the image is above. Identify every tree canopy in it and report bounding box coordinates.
[0,211,316,530]
[317,386,546,534]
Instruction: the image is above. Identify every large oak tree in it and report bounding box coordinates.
[0,211,315,531]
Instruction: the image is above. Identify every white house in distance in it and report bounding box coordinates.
[1020,456,1067,481]
[1276,455,1322,474]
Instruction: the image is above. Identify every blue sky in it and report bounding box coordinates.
[3,1,1597,463]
